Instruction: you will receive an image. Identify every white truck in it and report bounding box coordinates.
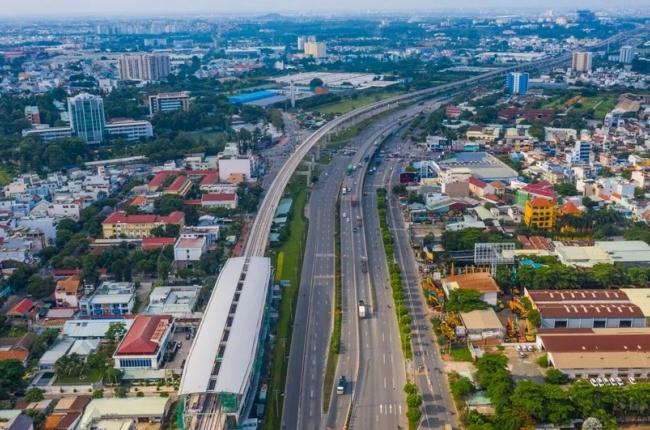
[358,300,366,318]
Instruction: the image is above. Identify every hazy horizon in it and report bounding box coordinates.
[2,0,650,17]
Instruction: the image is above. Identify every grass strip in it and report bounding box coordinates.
[265,188,308,430]
[322,195,342,411]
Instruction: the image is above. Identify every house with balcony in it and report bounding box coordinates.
[79,282,135,317]
[55,275,82,308]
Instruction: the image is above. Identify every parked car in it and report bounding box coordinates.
[527,345,533,352]
[615,377,624,386]
[596,378,604,387]
[518,352,526,359]
[609,378,617,386]
[629,377,637,385]
[590,379,598,387]
[185,332,191,340]
[515,345,522,352]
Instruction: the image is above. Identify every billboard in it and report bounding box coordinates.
[399,172,420,184]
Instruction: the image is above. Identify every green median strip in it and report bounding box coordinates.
[323,195,342,412]
[265,185,308,430]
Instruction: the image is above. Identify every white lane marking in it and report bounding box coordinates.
[384,378,386,388]
[383,353,386,364]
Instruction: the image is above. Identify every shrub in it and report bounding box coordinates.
[137,391,145,397]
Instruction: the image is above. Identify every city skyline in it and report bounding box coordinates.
[2,0,650,17]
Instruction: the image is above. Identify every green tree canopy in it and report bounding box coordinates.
[445,289,489,313]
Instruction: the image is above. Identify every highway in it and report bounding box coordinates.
[242,30,637,259]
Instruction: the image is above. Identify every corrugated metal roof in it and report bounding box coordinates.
[215,257,270,394]
[178,257,247,395]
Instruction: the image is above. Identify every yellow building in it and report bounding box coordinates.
[524,198,557,231]
[101,211,185,239]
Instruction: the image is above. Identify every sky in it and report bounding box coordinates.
[1,0,649,16]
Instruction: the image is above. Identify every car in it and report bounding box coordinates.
[527,345,533,352]
[518,352,526,359]
[177,341,182,350]
[615,377,624,386]
[515,345,522,352]
[629,377,637,385]
[185,332,191,340]
[590,378,598,387]
[343,212,346,218]
[353,227,358,232]
[347,218,350,222]
[609,378,617,386]
[596,378,604,387]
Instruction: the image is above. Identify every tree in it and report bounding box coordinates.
[24,387,44,402]
[86,352,107,370]
[527,309,541,328]
[57,217,80,233]
[157,257,172,281]
[103,368,123,386]
[9,266,37,290]
[528,121,546,141]
[0,360,26,393]
[582,417,604,430]
[406,393,423,408]
[552,183,579,197]
[445,289,489,313]
[591,263,626,287]
[450,376,475,402]
[309,78,324,89]
[92,389,104,399]
[153,194,184,215]
[544,368,569,385]
[23,410,45,430]
[114,387,128,398]
[26,275,56,298]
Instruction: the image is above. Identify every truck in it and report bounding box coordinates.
[337,376,347,394]
[360,257,368,273]
[375,157,382,166]
[364,155,370,162]
[356,216,362,227]
[347,164,353,175]
[358,300,366,318]
[351,195,358,207]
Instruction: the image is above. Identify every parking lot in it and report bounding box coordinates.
[164,330,194,370]
[503,344,545,384]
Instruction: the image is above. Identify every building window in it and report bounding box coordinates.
[593,320,606,328]
[119,358,152,368]
[619,320,632,328]
[554,320,568,329]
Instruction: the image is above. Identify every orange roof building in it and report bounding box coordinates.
[559,201,581,216]
[55,275,82,308]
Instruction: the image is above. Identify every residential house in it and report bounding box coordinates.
[173,235,207,268]
[468,177,495,198]
[79,282,136,317]
[76,398,170,430]
[4,415,33,430]
[524,198,557,231]
[55,275,82,308]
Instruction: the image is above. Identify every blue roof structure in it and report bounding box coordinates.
[229,90,276,104]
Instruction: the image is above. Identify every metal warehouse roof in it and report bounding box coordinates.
[179,257,245,395]
[178,257,270,396]
[215,256,270,394]
[228,90,276,104]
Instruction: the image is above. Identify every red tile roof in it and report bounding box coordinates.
[141,237,175,250]
[539,330,650,353]
[202,193,237,202]
[528,197,555,207]
[7,298,33,316]
[538,303,644,319]
[103,211,185,225]
[0,350,28,362]
[167,176,190,192]
[115,315,173,356]
[468,177,489,189]
[200,174,219,186]
[560,201,581,215]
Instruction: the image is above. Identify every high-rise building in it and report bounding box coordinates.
[572,52,592,72]
[149,92,191,116]
[68,93,106,144]
[307,35,316,43]
[118,54,171,82]
[304,42,327,58]
[297,36,306,51]
[619,45,635,64]
[507,72,529,94]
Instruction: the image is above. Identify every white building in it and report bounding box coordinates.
[304,42,327,58]
[22,125,73,142]
[217,156,254,182]
[113,315,174,370]
[82,175,110,192]
[620,45,635,63]
[174,235,207,267]
[118,54,171,82]
[105,120,153,142]
[79,282,136,317]
[15,216,58,240]
[145,286,201,317]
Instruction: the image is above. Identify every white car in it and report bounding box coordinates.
[347,218,350,222]
[609,378,617,386]
[615,377,624,386]
[596,378,604,387]
[589,378,598,387]
[343,212,347,218]
[629,377,637,385]
[515,345,522,352]
[527,345,533,352]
